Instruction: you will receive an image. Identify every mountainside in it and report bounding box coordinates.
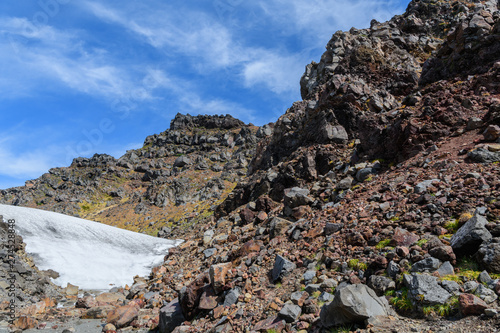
[0,113,262,236]
[2,0,500,332]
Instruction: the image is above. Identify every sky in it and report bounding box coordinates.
[0,0,409,189]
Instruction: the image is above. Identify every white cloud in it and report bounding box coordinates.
[256,0,406,43]
[82,1,304,96]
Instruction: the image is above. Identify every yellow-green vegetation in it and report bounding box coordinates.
[347,259,367,271]
[422,297,459,317]
[444,219,459,234]
[376,239,391,249]
[312,291,321,299]
[266,329,278,333]
[389,288,413,312]
[329,325,353,333]
[416,238,428,247]
[458,212,473,224]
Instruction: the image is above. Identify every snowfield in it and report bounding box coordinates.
[0,204,182,290]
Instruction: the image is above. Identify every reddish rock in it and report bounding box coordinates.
[231,240,263,260]
[239,207,256,225]
[390,228,419,247]
[483,125,500,141]
[209,262,232,294]
[256,211,268,223]
[370,256,388,270]
[253,316,286,332]
[178,272,210,320]
[292,205,312,220]
[429,245,456,265]
[395,246,410,258]
[198,286,218,310]
[107,304,139,328]
[459,294,488,316]
[13,316,38,330]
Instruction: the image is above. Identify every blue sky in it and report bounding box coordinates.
[0,0,408,189]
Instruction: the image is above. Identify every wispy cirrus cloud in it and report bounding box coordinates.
[82,1,305,97]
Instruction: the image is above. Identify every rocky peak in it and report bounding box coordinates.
[169,113,246,131]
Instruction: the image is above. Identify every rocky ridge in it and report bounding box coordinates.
[1,0,500,332]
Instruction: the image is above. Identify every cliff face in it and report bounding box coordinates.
[251,0,499,171]
[0,113,262,236]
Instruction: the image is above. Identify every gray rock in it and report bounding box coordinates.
[272,255,296,282]
[468,148,500,163]
[450,214,492,256]
[256,124,273,138]
[439,280,461,296]
[437,261,455,277]
[404,274,451,305]
[467,117,483,130]
[463,281,479,294]
[279,304,302,323]
[324,223,344,236]
[305,284,321,294]
[475,285,498,304]
[319,292,334,303]
[477,238,500,273]
[159,300,185,333]
[323,124,348,143]
[203,248,216,258]
[320,284,391,328]
[173,156,191,168]
[269,217,293,238]
[290,291,308,304]
[223,288,240,307]
[485,308,498,317]
[320,279,338,290]
[411,257,441,273]
[478,270,493,284]
[283,187,313,209]
[367,275,396,296]
[303,270,316,283]
[414,179,439,194]
[386,261,400,279]
[337,177,353,190]
[356,168,374,182]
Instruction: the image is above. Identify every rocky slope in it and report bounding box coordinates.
[0,113,262,237]
[1,0,500,332]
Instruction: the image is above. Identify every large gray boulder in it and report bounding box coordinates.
[320,284,391,328]
[173,156,191,168]
[404,274,451,305]
[476,238,500,273]
[450,214,492,256]
[272,255,296,282]
[159,300,185,333]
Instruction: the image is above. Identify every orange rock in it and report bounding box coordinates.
[96,292,125,304]
[107,304,139,328]
[14,316,38,330]
[209,262,232,294]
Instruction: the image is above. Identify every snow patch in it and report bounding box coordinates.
[0,204,182,290]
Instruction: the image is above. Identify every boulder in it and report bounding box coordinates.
[404,274,451,305]
[459,294,488,316]
[223,288,241,307]
[322,124,348,143]
[159,300,185,333]
[272,255,296,282]
[367,275,396,296]
[269,217,293,238]
[279,304,302,323]
[411,257,441,273]
[283,187,313,216]
[429,245,456,265]
[173,156,191,168]
[450,214,492,256]
[476,238,500,273]
[178,272,209,320]
[106,304,139,328]
[390,228,419,247]
[209,263,232,294]
[483,125,500,141]
[320,284,391,328]
[468,148,500,163]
